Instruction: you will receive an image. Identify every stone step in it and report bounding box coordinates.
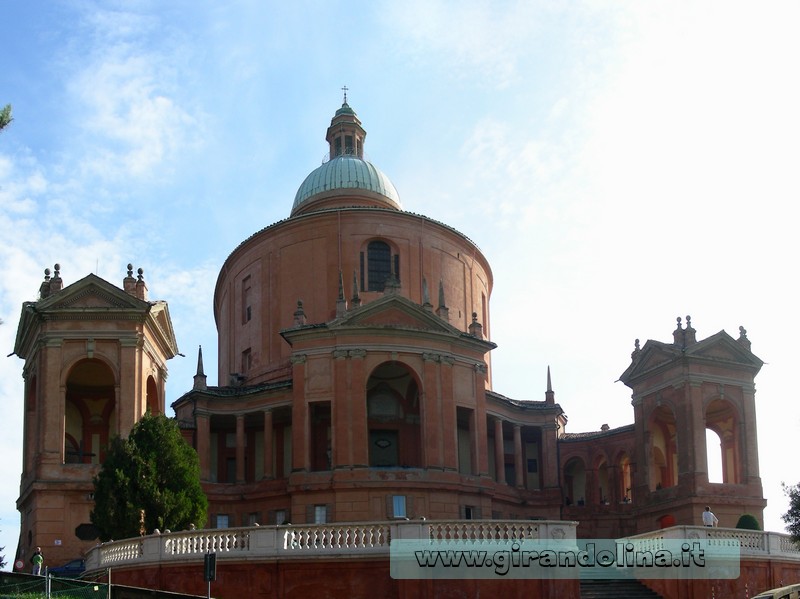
[580,579,663,599]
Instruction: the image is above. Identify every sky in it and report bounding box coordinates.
[1,0,799,567]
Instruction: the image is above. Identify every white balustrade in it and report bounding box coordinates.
[84,519,579,573]
[627,525,800,559]
[428,521,540,542]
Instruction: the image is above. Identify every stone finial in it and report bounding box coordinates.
[336,271,347,318]
[631,338,641,361]
[351,271,361,308]
[49,263,63,293]
[684,315,697,344]
[38,268,52,299]
[672,316,684,347]
[468,312,483,338]
[383,271,400,294]
[436,279,449,322]
[193,345,207,391]
[601,423,610,432]
[545,366,555,404]
[123,263,137,295]
[293,300,307,326]
[134,267,148,300]
[421,278,433,311]
[737,325,751,350]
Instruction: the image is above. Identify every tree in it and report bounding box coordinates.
[735,514,761,531]
[91,413,207,541]
[0,104,11,131]
[782,482,800,542]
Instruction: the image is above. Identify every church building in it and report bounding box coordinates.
[13,98,767,569]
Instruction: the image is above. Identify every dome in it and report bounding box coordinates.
[291,155,402,215]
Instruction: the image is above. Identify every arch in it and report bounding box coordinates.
[593,454,611,505]
[563,456,586,506]
[366,361,421,468]
[64,359,116,465]
[146,375,160,415]
[60,352,119,388]
[648,404,678,490]
[615,451,633,503]
[705,398,740,484]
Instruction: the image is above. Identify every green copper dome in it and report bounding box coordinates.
[291,155,402,215]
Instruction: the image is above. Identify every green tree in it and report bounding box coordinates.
[735,513,761,531]
[91,413,207,540]
[0,104,12,131]
[782,482,800,542]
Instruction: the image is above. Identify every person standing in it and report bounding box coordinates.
[30,547,44,575]
[702,506,719,527]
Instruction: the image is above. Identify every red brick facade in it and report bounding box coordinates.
[14,102,769,596]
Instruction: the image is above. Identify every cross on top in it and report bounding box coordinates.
[341,85,349,104]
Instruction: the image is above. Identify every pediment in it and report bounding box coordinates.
[620,330,763,385]
[38,273,147,312]
[636,344,678,372]
[330,294,461,335]
[686,331,763,367]
[147,301,180,356]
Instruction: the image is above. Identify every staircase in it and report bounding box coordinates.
[580,579,663,598]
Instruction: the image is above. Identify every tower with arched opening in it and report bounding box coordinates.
[13,265,178,566]
[619,316,765,530]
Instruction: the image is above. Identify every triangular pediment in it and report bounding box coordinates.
[329,293,463,335]
[38,273,148,312]
[685,330,763,368]
[147,301,180,357]
[619,330,763,385]
[636,343,679,372]
[281,293,497,353]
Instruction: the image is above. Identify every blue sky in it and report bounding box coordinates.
[2,0,799,566]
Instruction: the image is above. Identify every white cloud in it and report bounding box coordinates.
[60,8,204,182]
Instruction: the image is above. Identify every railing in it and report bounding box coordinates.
[626,525,800,560]
[85,519,577,572]
[283,523,390,551]
[164,529,250,556]
[428,521,540,541]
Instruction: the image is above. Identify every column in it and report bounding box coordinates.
[290,355,308,472]
[263,409,274,480]
[541,423,559,490]
[422,353,442,468]
[118,338,139,430]
[196,413,211,481]
[494,418,505,484]
[41,338,64,465]
[513,424,524,489]
[741,383,761,484]
[236,414,245,483]
[349,350,368,467]
[332,350,350,468]
[474,363,490,476]
[440,356,457,471]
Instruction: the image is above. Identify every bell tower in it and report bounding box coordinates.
[326,87,367,159]
[13,264,178,568]
[620,316,766,530]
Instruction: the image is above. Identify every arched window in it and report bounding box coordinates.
[617,452,633,502]
[705,399,739,484]
[648,405,678,490]
[563,457,586,506]
[595,456,610,504]
[146,375,159,415]
[361,240,399,292]
[64,359,116,465]
[366,362,420,468]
